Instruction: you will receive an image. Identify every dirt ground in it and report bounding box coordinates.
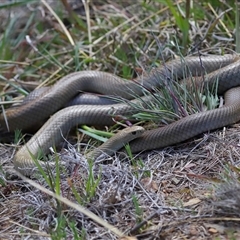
[1,126,240,239]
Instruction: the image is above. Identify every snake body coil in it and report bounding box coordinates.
[1,54,240,175]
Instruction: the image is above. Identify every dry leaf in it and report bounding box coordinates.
[183,198,201,207]
[141,177,158,191]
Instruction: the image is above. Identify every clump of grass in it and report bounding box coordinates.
[84,160,102,202]
[119,58,220,127]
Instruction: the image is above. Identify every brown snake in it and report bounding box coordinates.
[1,54,240,175]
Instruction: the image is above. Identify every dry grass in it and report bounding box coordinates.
[1,0,240,239]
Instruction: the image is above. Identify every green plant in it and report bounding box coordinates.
[85,160,101,202]
[132,194,143,224]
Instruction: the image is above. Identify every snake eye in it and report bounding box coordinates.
[132,131,137,135]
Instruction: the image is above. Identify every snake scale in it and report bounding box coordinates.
[1,54,240,175]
